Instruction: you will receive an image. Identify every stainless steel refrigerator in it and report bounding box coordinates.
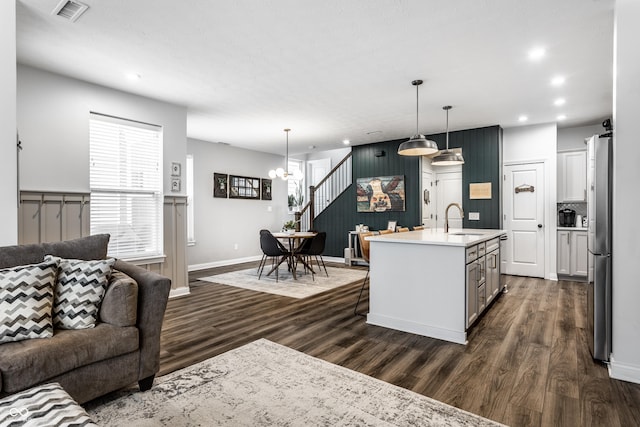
[586,134,612,362]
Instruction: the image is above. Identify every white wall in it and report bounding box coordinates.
[557,123,603,151]
[610,0,640,384]
[503,123,558,280]
[0,1,17,246]
[17,65,187,195]
[186,138,288,269]
[304,147,351,164]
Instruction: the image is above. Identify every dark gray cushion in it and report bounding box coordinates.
[0,323,139,394]
[100,271,138,327]
[0,234,110,269]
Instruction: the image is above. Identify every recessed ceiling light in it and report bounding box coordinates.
[554,98,566,106]
[528,47,546,61]
[126,72,142,81]
[518,115,528,122]
[551,76,565,86]
[557,114,567,121]
[342,139,350,145]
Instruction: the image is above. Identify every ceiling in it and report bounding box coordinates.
[16,0,615,156]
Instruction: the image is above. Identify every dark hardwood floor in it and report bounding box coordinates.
[159,262,640,426]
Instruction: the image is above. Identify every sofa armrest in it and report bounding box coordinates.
[113,260,171,382]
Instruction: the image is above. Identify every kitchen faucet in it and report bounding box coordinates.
[445,203,464,233]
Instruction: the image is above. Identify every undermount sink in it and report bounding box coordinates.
[450,232,485,236]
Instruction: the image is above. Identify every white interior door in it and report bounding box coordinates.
[503,162,545,278]
[435,168,462,229]
[421,169,435,228]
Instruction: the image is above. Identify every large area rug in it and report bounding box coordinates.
[85,339,504,426]
[198,266,367,298]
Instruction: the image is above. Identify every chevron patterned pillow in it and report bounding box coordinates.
[45,255,115,330]
[0,259,59,344]
[0,382,97,426]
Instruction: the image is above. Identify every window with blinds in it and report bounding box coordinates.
[89,113,163,260]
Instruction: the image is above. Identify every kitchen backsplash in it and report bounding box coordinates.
[557,202,587,226]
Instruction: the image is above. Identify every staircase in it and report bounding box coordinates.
[295,152,352,231]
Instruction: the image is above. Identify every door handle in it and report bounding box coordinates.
[538,224,543,229]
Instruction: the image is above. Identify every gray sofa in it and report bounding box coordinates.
[0,234,171,404]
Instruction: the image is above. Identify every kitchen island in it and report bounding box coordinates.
[366,228,506,344]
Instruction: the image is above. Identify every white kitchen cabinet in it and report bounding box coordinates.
[557,230,571,275]
[570,231,588,276]
[558,151,587,202]
[485,238,500,303]
[486,249,500,303]
[557,229,587,277]
[466,260,478,328]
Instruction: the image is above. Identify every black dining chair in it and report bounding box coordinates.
[296,231,328,279]
[257,230,291,282]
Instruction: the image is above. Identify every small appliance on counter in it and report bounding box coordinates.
[558,208,576,227]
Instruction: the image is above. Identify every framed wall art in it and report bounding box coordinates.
[171,162,181,177]
[171,178,181,192]
[213,173,228,198]
[229,175,260,199]
[261,178,272,200]
[356,175,405,212]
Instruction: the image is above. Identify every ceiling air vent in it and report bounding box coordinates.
[52,0,89,22]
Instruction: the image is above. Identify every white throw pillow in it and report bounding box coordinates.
[46,255,115,330]
[0,259,59,344]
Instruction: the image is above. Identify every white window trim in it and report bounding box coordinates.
[89,112,164,261]
[186,154,196,246]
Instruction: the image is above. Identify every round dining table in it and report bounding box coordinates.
[270,231,317,280]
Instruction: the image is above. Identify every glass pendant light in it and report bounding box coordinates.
[269,129,303,180]
[397,80,439,156]
[432,106,465,166]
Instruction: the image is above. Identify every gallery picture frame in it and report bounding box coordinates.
[228,175,260,200]
[213,173,228,198]
[261,178,272,200]
[171,162,181,177]
[171,178,181,192]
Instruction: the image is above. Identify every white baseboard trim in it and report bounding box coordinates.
[323,256,345,264]
[169,287,190,299]
[188,255,262,272]
[366,313,467,345]
[609,355,640,384]
[549,273,558,281]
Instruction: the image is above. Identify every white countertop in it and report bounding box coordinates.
[557,226,587,231]
[367,228,506,247]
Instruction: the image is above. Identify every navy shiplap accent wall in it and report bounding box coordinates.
[314,138,421,257]
[430,125,502,229]
[460,126,502,229]
[315,126,502,257]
